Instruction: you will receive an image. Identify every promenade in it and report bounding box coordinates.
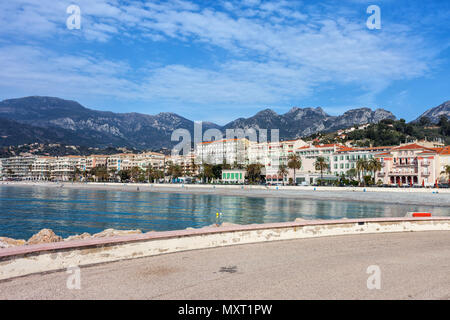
[1,231,449,299]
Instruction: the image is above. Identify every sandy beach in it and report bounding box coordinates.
[1,181,449,207]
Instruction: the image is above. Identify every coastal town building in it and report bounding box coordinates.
[85,155,108,170]
[332,146,392,176]
[0,141,448,186]
[196,138,251,166]
[438,146,450,182]
[374,143,441,187]
[0,156,36,180]
[221,169,246,184]
[169,152,198,176]
[31,156,54,181]
[51,156,85,181]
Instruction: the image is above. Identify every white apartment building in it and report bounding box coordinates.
[134,152,166,171]
[31,156,54,180]
[1,156,36,180]
[169,152,197,175]
[196,138,251,166]
[255,139,307,180]
[107,153,135,172]
[51,156,86,181]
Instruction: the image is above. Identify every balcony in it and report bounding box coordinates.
[422,171,430,176]
[421,162,430,167]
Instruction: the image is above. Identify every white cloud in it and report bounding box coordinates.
[0,0,445,115]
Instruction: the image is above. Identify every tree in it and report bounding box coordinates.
[277,164,288,186]
[91,165,108,182]
[201,163,214,183]
[212,164,223,180]
[130,166,142,182]
[314,156,328,185]
[108,168,117,182]
[442,165,450,183]
[118,169,130,182]
[438,115,448,127]
[72,167,81,182]
[246,163,263,184]
[368,158,382,181]
[419,116,432,126]
[356,159,369,185]
[145,164,153,183]
[287,154,301,185]
[167,164,182,182]
[151,170,164,183]
[346,168,358,180]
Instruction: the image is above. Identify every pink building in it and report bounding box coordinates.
[374,144,441,187]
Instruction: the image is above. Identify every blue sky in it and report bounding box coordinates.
[0,0,449,124]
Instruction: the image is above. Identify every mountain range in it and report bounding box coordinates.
[0,96,448,149]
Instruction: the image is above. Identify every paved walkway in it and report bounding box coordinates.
[1,231,449,299]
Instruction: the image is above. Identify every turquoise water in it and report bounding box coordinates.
[0,185,448,239]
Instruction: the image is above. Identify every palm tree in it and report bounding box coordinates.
[246,163,263,184]
[287,154,302,185]
[278,164,288,186]
[368,158,382,183]
[356,159,369,185]
[130,166,142,183]
[314,156,328,185]
[73,167,82,182]
[108,168,117,182]
[145,164,153,183]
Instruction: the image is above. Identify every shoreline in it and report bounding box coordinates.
[1,181,449,207]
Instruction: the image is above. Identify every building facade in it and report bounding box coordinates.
[196,138,251,166]
[374,144,441,186]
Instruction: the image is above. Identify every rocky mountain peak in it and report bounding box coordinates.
[415,101,450,123]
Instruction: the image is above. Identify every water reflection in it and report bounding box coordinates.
[0,185,447,239]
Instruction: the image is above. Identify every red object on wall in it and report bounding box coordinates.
[412,212,432,217]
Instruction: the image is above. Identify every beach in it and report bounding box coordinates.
[2,181,449,207]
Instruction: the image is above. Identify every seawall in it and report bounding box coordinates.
[1,217,449,281]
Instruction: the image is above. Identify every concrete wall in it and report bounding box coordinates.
[1,217,449,281]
